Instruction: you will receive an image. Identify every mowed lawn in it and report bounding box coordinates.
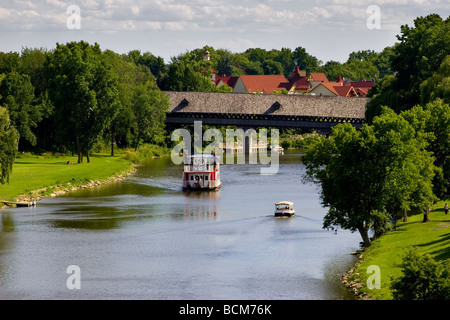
[0,153,133,201]
[354,198,450,300]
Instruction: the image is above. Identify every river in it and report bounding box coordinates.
[0,152,360,300]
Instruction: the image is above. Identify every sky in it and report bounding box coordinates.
[0,0,449,64]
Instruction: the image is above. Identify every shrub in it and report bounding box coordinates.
[391,248,450,300]
[121,144,169,163]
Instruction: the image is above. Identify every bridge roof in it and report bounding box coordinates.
[166,91,367,119]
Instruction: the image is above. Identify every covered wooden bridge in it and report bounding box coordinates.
[164,91,368,132]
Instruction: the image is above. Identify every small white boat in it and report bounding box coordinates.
[274,201,295,217]
[268,145,284,155]
[182,153,221,191]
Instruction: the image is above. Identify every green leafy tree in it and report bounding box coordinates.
[402,100,450,198]
[233,54,263,75]
[164,50,218,92]
[125,50,167,87]
[343,59,379,82]
[0,52,21,74]
[292,46,322,73]
[373,45,395,79]
[104,50,154,155]
[0,106,19,184]
[262,59,284,75]
[302,108,436,246]
[0,71,40,147]
[366,14,450,121]
[420,55,450,104]
[19,47,49,96]
[131,81,170,150]
[216,50,234,77]
[274,47,296,78]
[322,60,346,82]
[391,248,450,300]
[45,41,120,163]
[347,50,378,62]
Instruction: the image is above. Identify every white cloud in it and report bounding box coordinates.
[0,0,448,63]
[0,0,447,33]
[45,0,68,8]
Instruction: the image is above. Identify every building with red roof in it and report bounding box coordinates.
[344,79,375,97]
[215,76,239,90]
[211,67,365,98]
[307,73,329,83]
[233,75,289,94]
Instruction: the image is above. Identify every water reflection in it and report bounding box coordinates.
[182,190,219,219]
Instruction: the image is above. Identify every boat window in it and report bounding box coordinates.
[190,176,193,180]
[205,176,208,180]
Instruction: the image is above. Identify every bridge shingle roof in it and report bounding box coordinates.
[166,92,367,119]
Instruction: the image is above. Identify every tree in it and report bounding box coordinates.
[347,50,378,62]
[322,50,386,82]
[366,14,450,121]
[125,50,167,87]
[262,59,284,75]
[420,55,450,104]
[19,48,54,150]
[372,45,395,79]
[232,53,263,75]
[0,71,41,147]
[292,46,322,73]
[0,106,19,184]
[402,100,450,198]
[216,50,234,77]
[391,248,450,300]
[322,60,346,82]
[131,81,170,150]
[0,52,21,74]
[164,52,218,92]
[274,47,296,78]
[343,59,379,82]
[104,50,143,155]
[302,108,436,246]
[20,47,49,96]
[45,41,120,163]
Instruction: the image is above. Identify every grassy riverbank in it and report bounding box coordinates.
[347,198,450,300]
[0,152,134,204]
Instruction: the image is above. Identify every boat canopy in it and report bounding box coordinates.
[276,201,294,206]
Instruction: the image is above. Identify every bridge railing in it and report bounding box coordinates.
[166,111,364,127]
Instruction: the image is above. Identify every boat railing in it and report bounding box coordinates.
[184,164,216,172]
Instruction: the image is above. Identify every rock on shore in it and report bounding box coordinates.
[341,248,375,300]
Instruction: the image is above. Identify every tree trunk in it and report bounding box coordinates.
[403,209,408,222]
[111,133,115,156]
[357,226,371,247]
[134,134,140,152]
[86,152,90,163]
[422,208,432,223]
[76,135,83,164]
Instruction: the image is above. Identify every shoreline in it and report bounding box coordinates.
[1,167,136,209]
[341,248,374,300]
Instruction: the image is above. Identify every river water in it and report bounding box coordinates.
[0,152,360,300]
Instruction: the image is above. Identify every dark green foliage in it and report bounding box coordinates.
[45,41,120,163]
[131,81,170,150]
[391,248,450,300]
[0,106,19,184]
[366,14,450,121]
[401,100,450,197]
[0,71,39,146]
[302,109,436,246]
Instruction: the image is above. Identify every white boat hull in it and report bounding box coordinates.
[274,210,295,217]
